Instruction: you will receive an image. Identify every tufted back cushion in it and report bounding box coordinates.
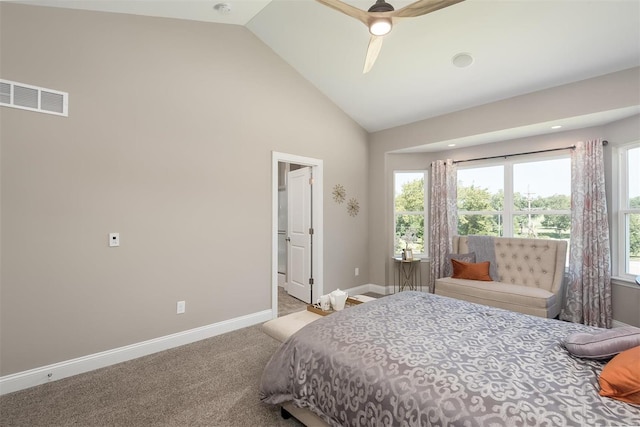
[452,236,567,294]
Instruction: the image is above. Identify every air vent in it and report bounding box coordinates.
[0,79,68,116]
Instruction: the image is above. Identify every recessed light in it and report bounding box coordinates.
[214,3,231,15]
[452,53,474,68]
[448,144,456,147]
[551,125,562,129]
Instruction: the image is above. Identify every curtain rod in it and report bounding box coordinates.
[452,140,608,164]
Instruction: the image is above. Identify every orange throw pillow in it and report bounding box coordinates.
[451,259,492,281]
[599,345,640,404]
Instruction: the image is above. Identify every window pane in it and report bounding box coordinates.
[513,214,571,239]
[395,214,424,253]
[628,147,640,209]
[457,166,504,211]
[458,214,503,236]
[395,173,424,212]
[394,171,426,255]
[514,158,570,210]
[627,213,640,275]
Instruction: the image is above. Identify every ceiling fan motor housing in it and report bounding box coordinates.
[368,0,395,13]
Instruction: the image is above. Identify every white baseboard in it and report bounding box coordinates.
[367,283,393,295]
[0,309,272,396]
[342,283,393,296]
[343,284,373,296]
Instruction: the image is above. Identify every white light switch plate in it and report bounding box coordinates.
[109,233,120,247]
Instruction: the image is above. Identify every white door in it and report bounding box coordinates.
[287,167,312,303]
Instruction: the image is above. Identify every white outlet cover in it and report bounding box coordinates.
[177,301,186,314]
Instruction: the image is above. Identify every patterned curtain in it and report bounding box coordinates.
[561,139,612,328]
[429,159,457,293]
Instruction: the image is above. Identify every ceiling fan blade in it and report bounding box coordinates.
[392,0,465,18]
[363,35,384,74]
[314,0,370,26]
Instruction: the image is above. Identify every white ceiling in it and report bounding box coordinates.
[8,0,640,146]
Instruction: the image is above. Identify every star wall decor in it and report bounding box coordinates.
[332,184,346,204]
[347,197,360,217]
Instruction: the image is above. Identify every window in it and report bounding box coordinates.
[394,171,427,256]
[457,165,504,236]
[617,143,640,278]
[457,156,571,240]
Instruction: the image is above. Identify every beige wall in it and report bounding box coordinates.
[0,4,369,375]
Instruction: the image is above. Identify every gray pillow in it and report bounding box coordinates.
[442,252,476,278]
[563,327,640,359]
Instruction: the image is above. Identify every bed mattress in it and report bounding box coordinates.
[260,291,640,426]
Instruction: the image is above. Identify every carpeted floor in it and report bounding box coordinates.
[0,288,380,426]
[0,323,305,427]
[0,290,310,427]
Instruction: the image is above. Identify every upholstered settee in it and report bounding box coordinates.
[435,236,567,318]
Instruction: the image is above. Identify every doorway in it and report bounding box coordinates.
[271,152,323,319]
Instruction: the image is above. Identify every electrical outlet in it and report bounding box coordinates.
[177,300,186,314]
[355,267,359,276]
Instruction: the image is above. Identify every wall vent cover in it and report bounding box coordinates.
[0,79,68,116]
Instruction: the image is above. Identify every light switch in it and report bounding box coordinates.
[109,233,120,247]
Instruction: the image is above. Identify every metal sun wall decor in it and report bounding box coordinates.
[332,184,346,204]
[333,183,359,217]
[347,197,360,217]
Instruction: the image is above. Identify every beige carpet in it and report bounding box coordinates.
[0,325,303,427]
[0,289,380,426]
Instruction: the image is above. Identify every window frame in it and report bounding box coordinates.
[393,170,428,257]
[615,142,640,282]
[456,152,571,238]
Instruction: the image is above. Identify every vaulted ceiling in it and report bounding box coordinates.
[8,0,640,145]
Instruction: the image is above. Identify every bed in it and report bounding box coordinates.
[260,291,640,426]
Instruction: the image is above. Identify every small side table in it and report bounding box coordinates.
[392,257,422,293]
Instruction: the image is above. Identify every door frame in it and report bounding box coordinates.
[271,152,323,319]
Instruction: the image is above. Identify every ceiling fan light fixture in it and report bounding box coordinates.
[369,18,392,36]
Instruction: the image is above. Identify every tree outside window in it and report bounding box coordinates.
[457,165,504,236]
[457,157,571,240]
[394,172,426,255]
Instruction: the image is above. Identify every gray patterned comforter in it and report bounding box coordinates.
[260,291,640,426]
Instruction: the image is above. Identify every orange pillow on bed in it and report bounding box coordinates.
[599,345,640,404]
[451,259,493,281]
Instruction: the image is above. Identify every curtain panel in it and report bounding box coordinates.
[429,159,457,293]
[561,139,612,328]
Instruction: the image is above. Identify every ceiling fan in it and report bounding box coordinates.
[315,0,465,73]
